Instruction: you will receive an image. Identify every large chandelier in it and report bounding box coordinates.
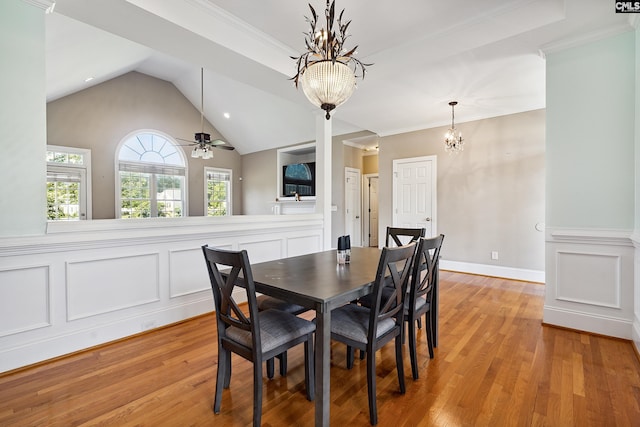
[444,101,464,153]
[292,0,371,120]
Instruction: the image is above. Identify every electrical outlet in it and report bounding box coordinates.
[491,251,499,260]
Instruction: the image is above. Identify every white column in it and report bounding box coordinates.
[314,113,332,250]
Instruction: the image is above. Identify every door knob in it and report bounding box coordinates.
[425,217,431,221]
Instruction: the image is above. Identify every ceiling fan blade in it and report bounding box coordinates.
[210,139,235,150]
[213,144,235,151]
[175,137,197,145]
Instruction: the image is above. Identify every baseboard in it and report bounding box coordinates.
[440,259,545,283]
[543,306,633,340]
[633,318,640,362]
[0,298,213,374]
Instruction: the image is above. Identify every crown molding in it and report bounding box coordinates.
[342,134,379,151]
[21,0,55,12]
[540,22,634,55]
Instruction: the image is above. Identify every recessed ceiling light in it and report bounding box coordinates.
[223,112,230,119]
[84,77,94,83]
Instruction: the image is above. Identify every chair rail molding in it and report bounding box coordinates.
[545,227,635,339]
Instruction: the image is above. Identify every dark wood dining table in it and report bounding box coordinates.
[248,246,382,427]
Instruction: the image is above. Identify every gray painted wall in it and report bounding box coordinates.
[47,71,243,219]
[379,109,546,271]
[241,148,277,215]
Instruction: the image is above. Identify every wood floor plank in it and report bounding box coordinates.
[1,271,640,426]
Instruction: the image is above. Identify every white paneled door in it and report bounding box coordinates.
[392,156,437,237]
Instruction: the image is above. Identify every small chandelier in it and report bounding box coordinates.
[292,0,371,120]
[444,101,464,153]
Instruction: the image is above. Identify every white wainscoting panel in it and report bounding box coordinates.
[287,234,322,257]
[545,228,634,339]
[240,239,283,264]
[169,248,210,298]
[555,251,620,308]
[0,265,50,337]
[0,215,324,373]
[66,253,160,321]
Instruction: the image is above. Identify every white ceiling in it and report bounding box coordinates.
[46,0,634,154]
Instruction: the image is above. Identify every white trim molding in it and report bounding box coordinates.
[545,227,635,339]
[631,232,640,356]
[21,0,55,12]
[440,259,544,283]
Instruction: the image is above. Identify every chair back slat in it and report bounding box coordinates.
[409,235,444,310]
[211,264,251,330]
[385,227,426,248]
[202,245,261,343]
[368,243,416,341]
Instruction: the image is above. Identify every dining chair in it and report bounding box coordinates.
[356,225,423,352]
[256,295,308,378]
[385,226,425,248]
[202,245,315,427]
[330,243,416,425]
[405,234,444,380]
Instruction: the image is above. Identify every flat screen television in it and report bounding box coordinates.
[282,162,315,197]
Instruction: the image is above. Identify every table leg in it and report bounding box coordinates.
[315,308,330,427]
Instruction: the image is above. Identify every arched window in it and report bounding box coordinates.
[116,131,187,218]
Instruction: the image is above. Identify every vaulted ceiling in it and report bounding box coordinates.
[47,0,633,154]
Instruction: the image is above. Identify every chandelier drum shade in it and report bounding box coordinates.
[292,0,371,119]
[300,60,356,119]
[444,101,464,154]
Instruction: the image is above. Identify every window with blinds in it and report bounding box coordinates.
[46,146,91,221]
[205,167,232,216]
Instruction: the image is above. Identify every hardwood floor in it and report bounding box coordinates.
[1,271,639,426]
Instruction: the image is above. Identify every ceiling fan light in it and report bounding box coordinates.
[191,147,201,158]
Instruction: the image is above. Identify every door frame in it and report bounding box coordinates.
[392,155,438,236]
[344,167,362,246]
[362,173,379,247]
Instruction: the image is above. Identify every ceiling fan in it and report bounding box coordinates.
[177,68,234,159]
